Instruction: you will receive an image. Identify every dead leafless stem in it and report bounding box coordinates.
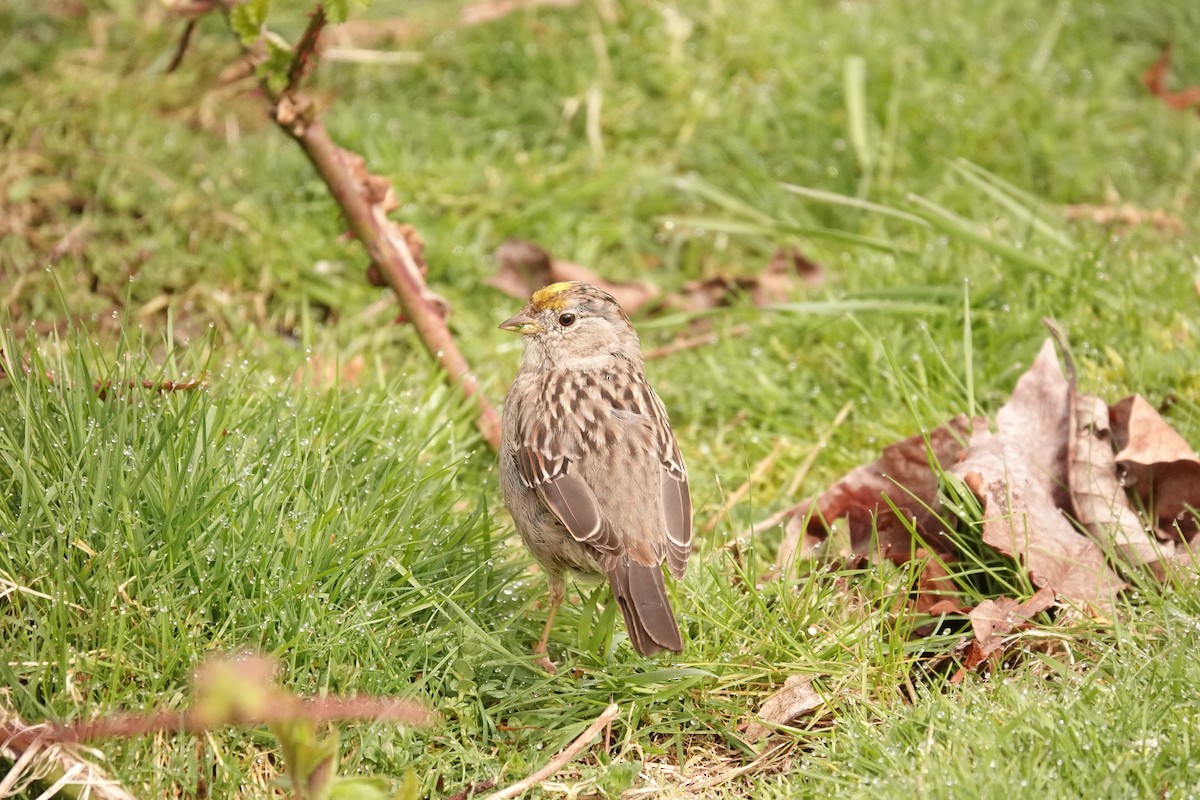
[0,704,139,800]
[166,18,198,73]
[0,696,431,753]
[482,703,620,800]
[284,5,326,97]
[243,2,503,449]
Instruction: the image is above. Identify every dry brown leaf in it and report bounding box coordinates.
[664,247,825,314]
[460,0,580,26]
[787,415,984,561]
[490,238,552,297]
[662,275,741,314]
[1057,329,1164,567]
[744,675,825,742]
[912,553,967,615]
[951,587,1057,682]
[968,587,1056,659]
[952,340,1125,611]
[489,239,659,313]
[1110,395,1200,540]
[761,246,826,297]
[1143,43,1200,113]
[548,260,659,313]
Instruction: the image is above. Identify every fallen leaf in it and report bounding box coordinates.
[490,238,552,297]
[489,239,659,313]
[1110,395,1200,540]
[1049,323,1165,568]
[1143,43,1200,113]
[546,260,659,312]
[760,246,826,298]
[790,414,984,562]
[323,18,417,49]
[952,340,1125,611]
[968,587,1056,659]
[664,246,825,314]
[744,675,825,742]
[951,587,1057,682]
[662,275,742,314]
[912,553,967,615]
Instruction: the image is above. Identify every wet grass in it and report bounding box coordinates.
[2,0,1199,796]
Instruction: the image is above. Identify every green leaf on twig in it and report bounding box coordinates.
[259,36,295,95]
[229,0,271,43]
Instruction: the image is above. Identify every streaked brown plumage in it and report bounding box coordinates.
[498,281,692,669]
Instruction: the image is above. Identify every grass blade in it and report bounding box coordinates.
[780,182,930,227]
[906,193,1066,277]
[950,158,1075,249]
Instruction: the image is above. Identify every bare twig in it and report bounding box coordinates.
[166,18,198,73]
[684,740,794,793]
[0,703,139,800]
[284,5,326,98]
[215,1,504,449]
[784,400,853,499]
[46,219,92,263]
[321,47,422,65]
[759,401,853,581]
[482,703,620,800]
[278,118,502,448]
[460,0,580,26]
[0,696,432,753]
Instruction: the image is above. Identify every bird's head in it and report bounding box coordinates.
[500,281,641,368]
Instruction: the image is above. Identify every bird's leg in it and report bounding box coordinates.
[533,572,565,674]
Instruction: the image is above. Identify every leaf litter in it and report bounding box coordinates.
[755,323,1200,718]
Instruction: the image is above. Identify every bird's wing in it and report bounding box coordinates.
[513,371,691,573]
[512,376,624,558]
[646,386,692,579]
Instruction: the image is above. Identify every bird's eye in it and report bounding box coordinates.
[558,313,576,327]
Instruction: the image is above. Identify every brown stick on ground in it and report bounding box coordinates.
[483,703,620,800]
[241,4,503,450]
[0,702,139,800]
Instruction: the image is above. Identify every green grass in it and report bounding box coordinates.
[2,0,1200,796]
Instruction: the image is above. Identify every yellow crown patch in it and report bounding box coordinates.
[531,281,580,310]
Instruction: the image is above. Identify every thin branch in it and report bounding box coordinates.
[166,18,198,73]
[684,740,794,793]
[284,5,326,98]
[482,703,620,800]
[217,1,504,450]
[0,703,139,800]
[0,696,432,753]
[278,118,502,448]
[758,400,853,582]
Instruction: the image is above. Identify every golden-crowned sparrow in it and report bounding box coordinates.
[499,281,692,670]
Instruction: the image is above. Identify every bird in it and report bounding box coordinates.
[498,281,692,672]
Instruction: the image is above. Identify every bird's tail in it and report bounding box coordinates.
[607,559,683,656]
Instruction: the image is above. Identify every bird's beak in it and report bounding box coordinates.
[499,312,543,335]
